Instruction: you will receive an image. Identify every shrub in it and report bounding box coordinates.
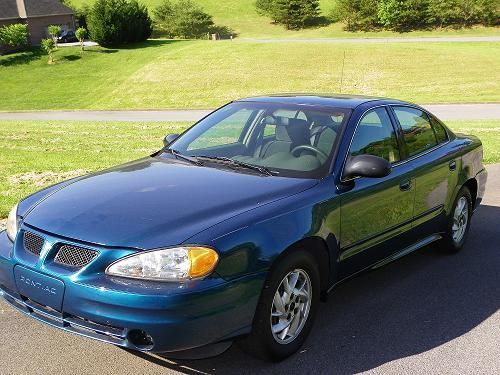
[41,38,56,63]
[87,0,152,46]
[378,0,430,31]
[154,0,208,39]
[256,0,321,29]
[331,0,380,31]
[0,23,29,48]
[75,27,87,51]
[154,0,229,39]
[47,25,61,47]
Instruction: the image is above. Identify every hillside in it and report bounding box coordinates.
[69,0,499,39]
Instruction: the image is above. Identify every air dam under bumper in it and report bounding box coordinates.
[0,231,265,353]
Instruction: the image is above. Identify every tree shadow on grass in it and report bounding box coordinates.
[0,48,44,67]
[117,39,188,49]
[124,203,500,374]
[62,55,81,61]
[83,39,186,54]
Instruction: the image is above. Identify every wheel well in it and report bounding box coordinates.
[271,237,331,297]
[463,178,478,207]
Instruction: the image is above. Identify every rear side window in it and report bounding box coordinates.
[349,107,400,163]
[393,106,437,157]
[430,116,449,144]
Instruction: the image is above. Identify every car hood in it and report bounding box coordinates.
[23,157,317,249]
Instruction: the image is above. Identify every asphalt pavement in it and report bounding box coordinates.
[0,103,500,122]
[0,164,499,375]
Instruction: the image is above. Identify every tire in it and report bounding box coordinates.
[440,187,473,254]
[239,250,320,361]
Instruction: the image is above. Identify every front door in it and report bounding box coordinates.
[337,107,415,278]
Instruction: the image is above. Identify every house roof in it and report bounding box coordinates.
[0,0,73,20]
[0,0,20,20]
[24,0,73,17]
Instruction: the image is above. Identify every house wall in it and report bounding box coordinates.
[27,14,74,44]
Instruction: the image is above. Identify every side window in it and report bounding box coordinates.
[349,107,400,163]
[393,106,438,157]
[187,109,252,151]
[263,123,276,137]
[430,116,448,144]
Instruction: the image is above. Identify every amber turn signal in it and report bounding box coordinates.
[188,247,219,278]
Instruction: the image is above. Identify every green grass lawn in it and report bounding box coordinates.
[70,0,500,39]
[0,119,498,218]
[1,40,499,110]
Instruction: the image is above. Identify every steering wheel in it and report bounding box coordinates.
[291,145,329,161]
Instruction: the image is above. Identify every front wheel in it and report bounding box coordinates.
[441,187,473,253]
[240,251,320,361]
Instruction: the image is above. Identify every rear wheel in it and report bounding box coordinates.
[441,187,472,253]
[240,251,320,361]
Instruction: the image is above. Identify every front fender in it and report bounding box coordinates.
[186,177,341,282]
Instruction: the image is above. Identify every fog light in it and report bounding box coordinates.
[128,330,154,350]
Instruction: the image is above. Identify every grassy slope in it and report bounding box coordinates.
[70,0,500,39]
[0,119,498,217]
[1,41,499,110]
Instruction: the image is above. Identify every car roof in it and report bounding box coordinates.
[236,94,410,109]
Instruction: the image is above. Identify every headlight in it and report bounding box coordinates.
[6,204,20,242]
[106,246,219,281]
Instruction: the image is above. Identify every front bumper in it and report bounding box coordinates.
[0,229,265,353]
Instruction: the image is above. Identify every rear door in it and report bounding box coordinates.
[337,107,416,277]
[390,106,457,236]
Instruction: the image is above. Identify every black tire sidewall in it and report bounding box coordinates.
[248,250,320,361]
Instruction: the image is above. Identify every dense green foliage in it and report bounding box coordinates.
[0,23,29,48]
[332,0,499,31]
[75,27,87,51]
[87,0,152,46]
[256,0,321,29]
[154,0,214,38]
[41,39,55,63]
[329,0,379,31]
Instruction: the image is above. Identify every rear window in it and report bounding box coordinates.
[393,106,438,157]
[430,116,449,144]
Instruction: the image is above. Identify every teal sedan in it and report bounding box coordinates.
[0,95,487,360]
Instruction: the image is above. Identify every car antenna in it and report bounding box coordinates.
[339,50,346,93]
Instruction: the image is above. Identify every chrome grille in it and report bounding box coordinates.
[23,232,44,256]
[54,245,98,268]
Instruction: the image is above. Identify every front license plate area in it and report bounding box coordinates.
[14,266,65,311]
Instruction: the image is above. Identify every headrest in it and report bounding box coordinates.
[287,118,309,146]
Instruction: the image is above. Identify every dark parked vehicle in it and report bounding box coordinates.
[0,95,487,361]
[57,30,78,43]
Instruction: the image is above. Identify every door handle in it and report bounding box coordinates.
[449,160,457,171]
[399,179,412,191]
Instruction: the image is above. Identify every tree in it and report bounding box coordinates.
[47,25,61,48]
[330,0,380,31]
[378,0,430,31]
[41,38,56,64]
[87,0,152,46]
[254,0,321,29]
[0,23,29,48]
[154,0,215,39]
[75,27,87,52]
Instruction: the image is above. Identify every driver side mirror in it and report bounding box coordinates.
[163,134,179,147]
[343,154,391,180]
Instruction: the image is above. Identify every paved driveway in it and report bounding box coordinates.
[0,165,499,375]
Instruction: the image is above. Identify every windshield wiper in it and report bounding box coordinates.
[164,148,204,166]
[196,155,277,176]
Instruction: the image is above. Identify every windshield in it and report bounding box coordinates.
[167,102,351,178]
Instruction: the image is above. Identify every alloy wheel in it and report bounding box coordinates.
[452,196,469,244]
[270,269,312,345]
